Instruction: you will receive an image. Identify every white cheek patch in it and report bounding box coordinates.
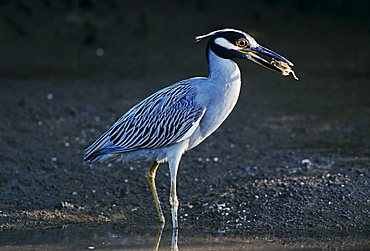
[214,37,240,51]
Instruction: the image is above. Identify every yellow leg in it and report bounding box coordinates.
[153,223,165,251]
[146,161,165,223]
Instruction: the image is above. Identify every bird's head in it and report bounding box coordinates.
[196,28,298,80]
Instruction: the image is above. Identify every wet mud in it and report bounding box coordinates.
[0,1,369,249]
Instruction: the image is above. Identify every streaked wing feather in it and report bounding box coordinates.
[110,81,204,150]
[85,81,205,159]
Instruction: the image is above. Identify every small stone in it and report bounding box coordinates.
[217,203,226,210]
[301,159,311,166]
[213,157,219,162]
[96,48,104,57]
[46,93,54,100]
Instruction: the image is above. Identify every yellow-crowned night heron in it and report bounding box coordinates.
[84,28,298,229]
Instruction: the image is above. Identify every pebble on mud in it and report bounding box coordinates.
[96,48,104,57]
[301,158,312,167]
[46,93,54,100]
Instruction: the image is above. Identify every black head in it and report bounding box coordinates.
[195,28,298,80]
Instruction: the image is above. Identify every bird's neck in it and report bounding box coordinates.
[207,48,241,82]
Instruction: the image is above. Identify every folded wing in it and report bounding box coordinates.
[84,81,205,162]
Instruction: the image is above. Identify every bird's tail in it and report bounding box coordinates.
[84,130,114,163]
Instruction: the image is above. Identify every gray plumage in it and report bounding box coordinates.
[84,81,205,162]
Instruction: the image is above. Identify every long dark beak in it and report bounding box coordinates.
[240,45,298,80]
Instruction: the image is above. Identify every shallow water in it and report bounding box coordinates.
[0,1,370,250]
[0,223,369,251]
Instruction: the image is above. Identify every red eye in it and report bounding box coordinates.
[236,38,249,47]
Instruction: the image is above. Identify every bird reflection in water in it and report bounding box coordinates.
[153,224,178,251]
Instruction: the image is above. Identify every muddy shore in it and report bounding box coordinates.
[0,1,369,246]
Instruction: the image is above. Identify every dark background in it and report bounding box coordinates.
[1,0,369,80]
[0,0,369,242]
